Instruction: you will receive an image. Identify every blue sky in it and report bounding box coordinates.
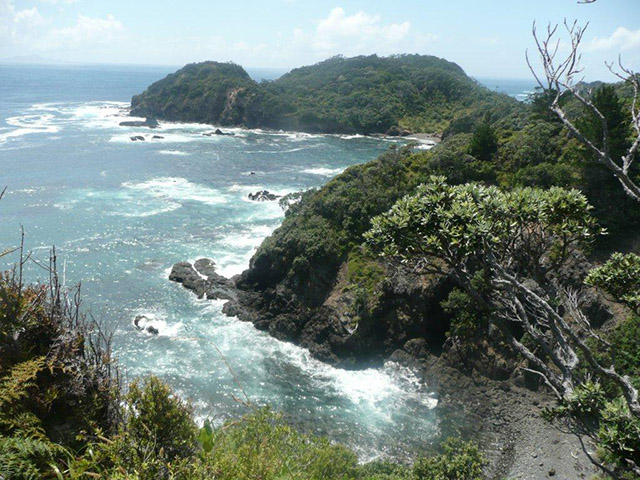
[1,0,639,79]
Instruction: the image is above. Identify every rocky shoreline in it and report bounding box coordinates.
[167,257,600,478]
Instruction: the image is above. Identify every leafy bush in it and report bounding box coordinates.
[0,270,117,447]
[413,438,486,480]
[468,120,498,162]
[99,376,198,479]
[586,253,640,313]
[194,408,358,480]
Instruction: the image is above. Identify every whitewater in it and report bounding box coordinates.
[0,64,441,460]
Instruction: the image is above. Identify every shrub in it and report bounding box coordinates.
[196,408,358,480]
[586,253,640,314]
[413,437,486,480]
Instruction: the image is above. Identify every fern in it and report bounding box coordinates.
[0,357,46,436]
[0,436,60,480]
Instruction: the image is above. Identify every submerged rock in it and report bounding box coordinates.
[133,315,159,335]
[248,190,280,202]
[133,315,146,329]
[203,128,234,137]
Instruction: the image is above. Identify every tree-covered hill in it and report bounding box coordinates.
[130,54,517,135]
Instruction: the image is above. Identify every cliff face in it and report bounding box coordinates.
[227,257,456,368]
[130,62,259,125]
[130,55,515,135]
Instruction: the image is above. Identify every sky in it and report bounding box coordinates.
[1,0,639,80]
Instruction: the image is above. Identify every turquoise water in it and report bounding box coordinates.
[0,64,438,460]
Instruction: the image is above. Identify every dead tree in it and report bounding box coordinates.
[526,20,640,202]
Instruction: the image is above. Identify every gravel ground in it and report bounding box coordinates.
[422,363,600,480]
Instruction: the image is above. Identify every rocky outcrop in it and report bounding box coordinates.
[203,129,234,137]
[169,255,456,368]
[169,258,235,301]
[130,135,145,142]
[386,126,411,136]
[120,117,159,128]
[247,190,281,202]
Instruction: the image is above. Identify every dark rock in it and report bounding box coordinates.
[146,326,159,335]
[203,129,234,137]
[120,117,159,128]
[248,190,281,202]
[194,258,217,277]
[250,171,256,175]
[152,135,164,139]
[169,261,207,298]
[130,135,145,142]
[133,315,146,329]
[386,125,411,137]
[579,292,613,328]
[170,258,236,301]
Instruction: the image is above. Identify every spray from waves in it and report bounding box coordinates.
[67,102,131,129]
[0,114,61,142]
[194,301,437,412]
[31,101,131,129]
[109,133,201,144]
[123,177,227,206]
[150,299,439,459]
[54,188,182,217]
[302,167,347,176]
[131,310,183,338]
[192,300,438,414]
[158,149,190,156]
[412,144,436,151]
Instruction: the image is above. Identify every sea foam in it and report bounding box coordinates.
[123,177,227,206]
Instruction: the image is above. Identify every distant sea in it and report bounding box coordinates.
[476,77,538,101]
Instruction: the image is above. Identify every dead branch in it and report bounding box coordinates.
[527,20,640,201]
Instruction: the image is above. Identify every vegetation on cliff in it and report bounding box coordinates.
[232,76,640,477]
[130,54,516,135]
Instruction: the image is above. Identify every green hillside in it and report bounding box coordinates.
[130,54,516,134]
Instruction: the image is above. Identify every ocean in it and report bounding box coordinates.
[0,64,440,460]
[0,63,536,459]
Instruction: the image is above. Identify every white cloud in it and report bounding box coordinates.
[585,26,640,52]
[14,7,46,28]
[0,2,125,58]
[38,0,79,4]
[50,14,123,47]
[312,7,413,55]
[0,1,46,45]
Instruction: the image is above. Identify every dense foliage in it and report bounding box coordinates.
[131,55,517,134]
[586,252,640,313]
[364,178,598,279]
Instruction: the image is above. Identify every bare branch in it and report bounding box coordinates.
[529,20,640,202]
